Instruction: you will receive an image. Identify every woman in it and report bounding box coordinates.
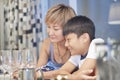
[37,4,76,78]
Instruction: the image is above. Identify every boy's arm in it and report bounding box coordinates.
[67,58,96,80]
[72,38,101,75]
[68,69,96,80]
[72,58,96,78]
[69,39,103,79]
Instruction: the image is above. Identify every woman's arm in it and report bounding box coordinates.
[37,39,50,67]
[43,59,96,80]
[42,55,80,79]
[43,61,76,79]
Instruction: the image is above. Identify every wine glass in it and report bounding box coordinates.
[20,49,37,69]
[18,49,39,80]
[1,50,21,80]
[0,50,9,80]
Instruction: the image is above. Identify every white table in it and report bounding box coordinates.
[0,74,10,80]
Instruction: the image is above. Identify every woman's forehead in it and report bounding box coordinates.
[47,22,62,27]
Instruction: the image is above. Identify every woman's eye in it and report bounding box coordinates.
[54,27,61,30]
[47,26,50,28]
[54,28,59,30]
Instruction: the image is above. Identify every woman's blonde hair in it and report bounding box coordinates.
[45,4,76,27]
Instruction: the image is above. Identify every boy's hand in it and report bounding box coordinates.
[69,69,96,80]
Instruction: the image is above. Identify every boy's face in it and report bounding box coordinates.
[65,33,87,55]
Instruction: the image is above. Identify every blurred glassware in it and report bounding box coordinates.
[96,42,111,80]
[20,49,37,69]
[18,48,43,80]
[0,50,8,80]
[0,50,21,80]
[108,39,120,80]
[50,74,68,80]
[96,39,120,80]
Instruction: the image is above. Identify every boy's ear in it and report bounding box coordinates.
[80,33,89,42]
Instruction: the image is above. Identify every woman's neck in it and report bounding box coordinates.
[56,40,66,47]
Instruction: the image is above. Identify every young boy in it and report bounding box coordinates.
[62,15,104,79]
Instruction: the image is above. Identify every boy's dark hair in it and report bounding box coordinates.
[63,15,95,41]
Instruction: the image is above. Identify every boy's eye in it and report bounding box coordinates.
[66,38,70,42]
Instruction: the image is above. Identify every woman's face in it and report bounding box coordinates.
[47,23,64,43]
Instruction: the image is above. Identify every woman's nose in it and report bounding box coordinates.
[65,41,69,47]
[48,29,54,36]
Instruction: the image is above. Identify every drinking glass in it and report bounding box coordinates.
[1,50,21,80]
[18,49,40,80]
[20,49,37,69]
[108,39,120,80]
[96,42,110,80]
[0,51,8,80]
[96,40,120,80]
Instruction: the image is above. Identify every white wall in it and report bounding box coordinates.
[46,0,120,40]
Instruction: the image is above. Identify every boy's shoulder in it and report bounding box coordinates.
[91,38,104,44]
[87,38,105,59]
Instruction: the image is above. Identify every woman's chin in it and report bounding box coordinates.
[50,39,58,43]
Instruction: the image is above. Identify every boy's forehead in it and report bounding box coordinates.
[64,35,69,39]
[65,33,77,39]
